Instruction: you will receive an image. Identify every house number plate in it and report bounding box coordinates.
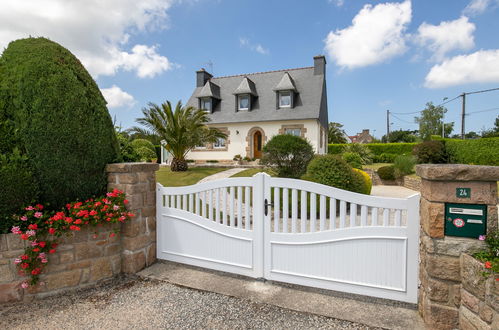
[456,188,471,198]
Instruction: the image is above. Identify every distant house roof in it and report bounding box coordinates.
[186,56,328,128]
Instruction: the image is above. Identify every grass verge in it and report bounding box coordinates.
[156,167,227,187]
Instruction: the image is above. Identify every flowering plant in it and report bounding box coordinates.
[474,230,499,279]
[11,189,133,287]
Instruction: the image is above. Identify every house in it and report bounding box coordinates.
[349,129,373,144]
[169,56,329,164]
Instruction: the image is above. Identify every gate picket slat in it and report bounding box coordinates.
[383,209,389,226]
[330,198,336,230]
[222,188,227,225]
[215,189,220,223]
[195,193,200,215]
[372,207,378,226]
[301,190,307,233]
[282,188,289,233]
[291,189,298,233]
[183,194,187,211]
[189,193,193,212]
[350,203,357,227]
[165,194,169,208]
[177,195,181,210]
[320,195,326,231]
[208,190,213,221]
[361,205,367,226]
[237,186,243,228]
[230,186,235,227]
[310,192,316,232]
[201,191,206,218]
[339,200,346,228]
[245,186,250,230]
[395,210,401,227]
[274,187,280,233]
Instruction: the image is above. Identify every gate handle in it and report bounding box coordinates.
[264,199,274,216]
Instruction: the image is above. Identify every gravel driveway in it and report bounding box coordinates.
[0,276,380,329]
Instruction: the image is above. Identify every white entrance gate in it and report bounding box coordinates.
[157,173,419,303]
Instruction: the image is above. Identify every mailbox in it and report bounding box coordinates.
[445,203,487,238]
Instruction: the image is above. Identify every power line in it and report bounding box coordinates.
[466,107,499,115]
[465,87,499,95]
[391,113,416,124]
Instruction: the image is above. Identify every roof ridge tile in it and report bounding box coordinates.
[211,66,313,79]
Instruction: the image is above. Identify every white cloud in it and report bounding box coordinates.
[424,49,499,88]
[324,0,412,69]
[0,0,174,78]
[100,85,136,108]
[328,0,345,7]
[239,37,269,55]
[416,16,475,61]
[463,0,499,16]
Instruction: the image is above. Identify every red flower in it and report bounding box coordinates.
[36,204,44,210]
[38,241,46,248]
[20,234,29,240]
[65,217,73,223]
[485,261,492,269]
[21,263,29,269]
[51,243,58,248]
[21,255,29,260]
[28,224,38,230]
[89,210,97,216]
[109,233,116,238]
[48,228,56,235]
[74,219,82,225]
[33,248,40,252]
[69,225,80,231]
[31,268,41,275]
[49,249,56,254]
[124,199,129,205]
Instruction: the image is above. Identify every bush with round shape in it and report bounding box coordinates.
[305,155,367,193]
[342,143,373,164]
[135,146,157,162]
[377,165,396,181]
[342,152,363,169]
[130,138,155,153]
[117,132,140,162]
[412,140,447,164]
[261,134,314,178]
[352,168,372,194]
[0,37,119,210]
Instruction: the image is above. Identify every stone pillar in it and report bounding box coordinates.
[417,164,498,329]
[106,163,159,273]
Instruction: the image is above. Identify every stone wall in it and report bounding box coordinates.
[459,254,498,329]
[364,168,420,190]
[0,162,159,304]
[417,164,499,329]
[403,175,421,191]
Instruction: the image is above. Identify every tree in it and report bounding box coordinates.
[381,129,418,143]
[328,122,348,143]
[136,101,226,171]
[481,116,499,138]
[415,102,454,140]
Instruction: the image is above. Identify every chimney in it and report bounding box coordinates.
[313,55,326,75]
[196,68,213,87]
[362,129,370,135]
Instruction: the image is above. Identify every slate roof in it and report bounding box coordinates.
[197,81,221,99]
[233,77,257,96]
[186,66,328,128]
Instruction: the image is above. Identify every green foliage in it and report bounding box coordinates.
[352,168,372,195]
[0,149,39,233]
[415,102,454,140]
[342,143,373,164]
[305,155,366,194]
[445,137,499,166]
[473,230,499,275]
[117,132,140,162]
[328,143,416,158]
[372,153,397,163]
[342,152,363,169]
[130,139,155,152]
[413,140,447,164]
[393,155,416,178]
[327,144,344,154]
[261,134,314,178]
[0,37,119,210]
[381,129,418,143]
[135,147,157,162]
[377,165,396,180]
[328,122,347,144]
[136,100,226,171]
[481,116,499,138]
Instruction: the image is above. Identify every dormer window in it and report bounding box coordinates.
[279,91,292,108]
[238,94,250,111]
[200,98,212,112]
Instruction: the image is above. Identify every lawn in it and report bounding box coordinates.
[362,163,392,170]
[156,167,227,187]
[230,168,276,177]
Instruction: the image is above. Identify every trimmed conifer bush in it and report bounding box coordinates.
[0,37,119,210]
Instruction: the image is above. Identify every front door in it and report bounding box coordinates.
[253,131,262,159]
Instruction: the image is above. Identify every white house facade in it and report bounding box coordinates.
[163,56,329,164]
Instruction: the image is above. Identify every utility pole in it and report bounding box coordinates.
[461,93,466,139]
[386,110,390,143]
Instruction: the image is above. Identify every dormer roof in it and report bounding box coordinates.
[273,72,297,91]
[197,81,221,99]
[233,77,257,96]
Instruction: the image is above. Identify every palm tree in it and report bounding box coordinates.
[136,100,226,171]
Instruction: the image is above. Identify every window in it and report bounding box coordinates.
[214,137,226,148]
[195,143,206,149]
[279,91,292,108]
[284,128,301,136]
[238,94,250,110]
[200,98,212,112]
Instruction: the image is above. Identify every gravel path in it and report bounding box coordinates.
[0,276,380,330]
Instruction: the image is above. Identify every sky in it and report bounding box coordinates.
[1,0,498,138]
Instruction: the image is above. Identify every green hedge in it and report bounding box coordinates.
[445,138,499,166]
[328,143,417,156]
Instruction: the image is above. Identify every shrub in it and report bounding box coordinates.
[474,230,499,275]
[305,155,367,194]
[372,153,397,163]
[352,168,372,194]
[327,144,344,155]
[393,155,416,178]
[0,37,119,210]
[261,135,314,178]
[342,152,363,169]
[0,149,39,234]
[328,143,417,157]
[136,146,157,162]
[130,139,155,153]
[117,133,140,162]
[445,137,499,166]
[207,160,219,163]
[412,140,447,163]
[342,143,373,164]
[377,165,396,180]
